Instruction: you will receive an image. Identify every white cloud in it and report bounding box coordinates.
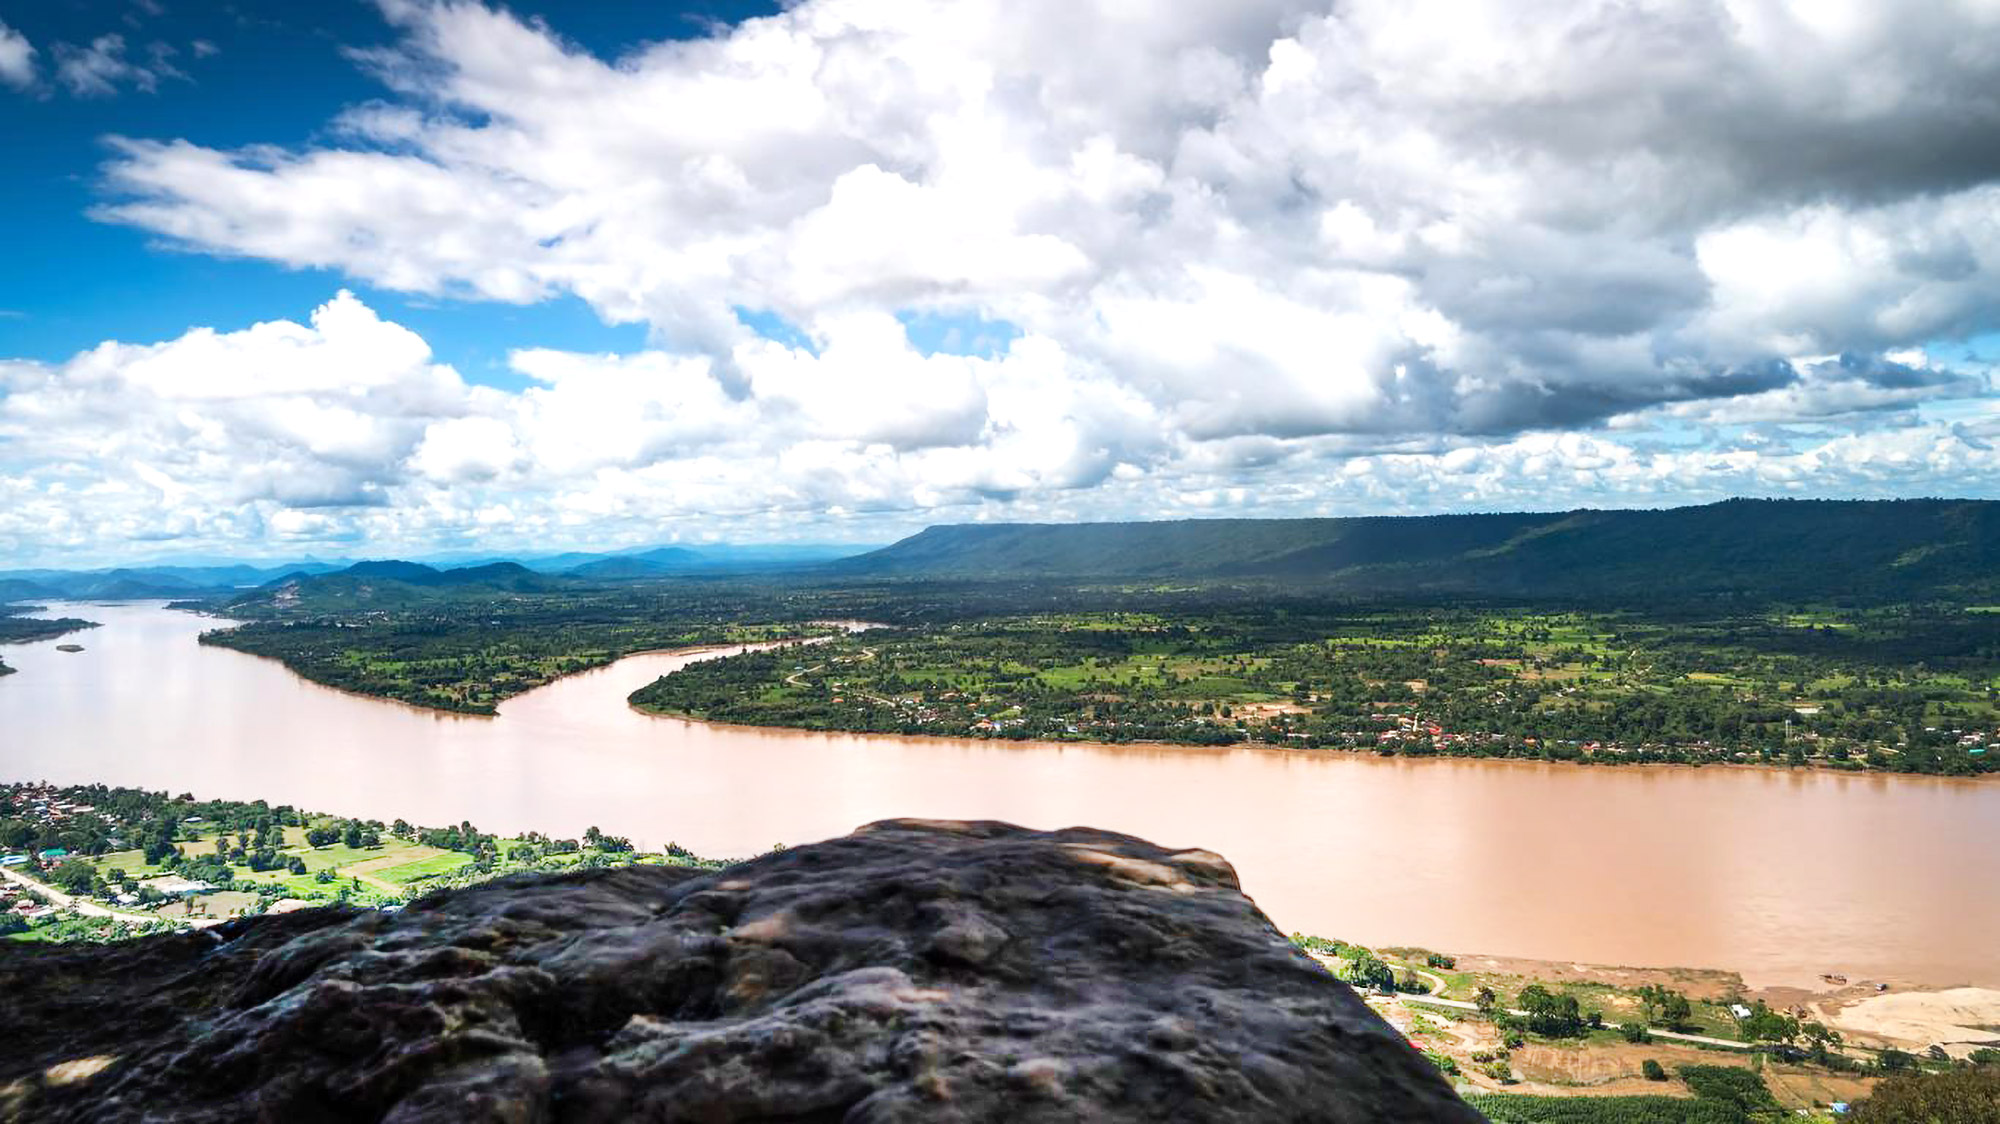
[47,33,202,98]
[91,0,2000,442]
[55,35,152,97]
[9,0,2000,561]
[3,290,1995,566]
[0,21,35,90]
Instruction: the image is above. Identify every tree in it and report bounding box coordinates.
[1344,952,1396,992]
[1638,984,1693,1030]
[342,822,363,849]
[1738,999,1800,1044]
[1641,1059,1667,1081]
[1621,1021,1652,1044]
[1516,984,1588,1038]
[51,858,97,895]
[1879,1048,1919,1073]
[1850,1065,2000,1123]
[1801,1021,1843,1062]
[1474,986,1498,1013]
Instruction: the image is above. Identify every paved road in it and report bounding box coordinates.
[1,865,220,928]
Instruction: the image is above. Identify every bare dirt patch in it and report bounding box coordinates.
[1817,987,2000,1058]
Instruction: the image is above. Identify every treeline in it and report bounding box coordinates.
[199,586,847,713]
[0,605,98,645]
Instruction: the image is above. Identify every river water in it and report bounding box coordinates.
[2,601,1994,989]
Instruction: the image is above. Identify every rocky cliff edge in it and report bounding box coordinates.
[0,819,1482,1122]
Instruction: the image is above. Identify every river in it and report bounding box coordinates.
[2,601,1994,989]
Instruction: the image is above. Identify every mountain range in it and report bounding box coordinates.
[9,500,1997,607]
[0,543,873,603]
[834,498,2000,600]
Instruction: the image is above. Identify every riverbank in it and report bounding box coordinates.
[630,697,2000,785]
[8,601,1997,991]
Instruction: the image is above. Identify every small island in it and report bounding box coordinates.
[0,606,99,647]
[54,644,84,654]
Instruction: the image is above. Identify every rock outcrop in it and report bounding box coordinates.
[0,820,1482,1122]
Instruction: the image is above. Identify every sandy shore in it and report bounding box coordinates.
[1812,987,2000,1059]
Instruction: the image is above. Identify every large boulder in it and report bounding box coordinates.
[0,820,1483,1122]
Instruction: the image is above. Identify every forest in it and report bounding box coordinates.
[196,583,860,714]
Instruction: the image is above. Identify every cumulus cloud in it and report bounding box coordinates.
[92,0,2000,437]
[2,291,1994,565]
[9,0,2000,560]
[0,20,37,89]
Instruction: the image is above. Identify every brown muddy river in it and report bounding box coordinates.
[3,601,1994,988]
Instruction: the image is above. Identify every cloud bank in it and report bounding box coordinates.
[8,0,2000,561]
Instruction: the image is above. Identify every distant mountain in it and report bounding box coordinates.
[0,578,61,603]
[835,499,2000,600]
[0,545,877,598]
[0,561,345,601]
[225,560,572,613]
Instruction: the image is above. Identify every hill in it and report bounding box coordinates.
[837,498,2000,600]
[227,559,572,613]
[0,561,345,602]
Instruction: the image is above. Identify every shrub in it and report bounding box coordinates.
[1849,1066,2000,1123]
[1677,1065,1781,1116]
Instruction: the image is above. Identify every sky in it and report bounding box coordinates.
[2,0,1999,567]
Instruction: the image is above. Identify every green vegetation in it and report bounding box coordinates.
[1472,1063,1787,1123]
[632,603,2000,775]
[198,581,853,714]
[1679,1065,1785,1116]
[1850,1065,2000,1123]
[1469,1094,1757,1123]
[0,604,98,646]
[1,782,735,935]
[840,499,2000,602]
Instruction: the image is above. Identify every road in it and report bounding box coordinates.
[1306,950,1754,1051]
[1396,992,1753,1050]
[1,865,220,928]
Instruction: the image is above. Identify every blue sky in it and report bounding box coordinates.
[0,1,772,383]
[2,0,1998,567]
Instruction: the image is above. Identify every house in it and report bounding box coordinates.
[145,876,213,897]
[1729,1004,1752,1019]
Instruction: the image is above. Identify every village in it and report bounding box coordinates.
[0,782,705,942]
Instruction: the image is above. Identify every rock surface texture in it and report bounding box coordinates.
[0,820,1484,1122]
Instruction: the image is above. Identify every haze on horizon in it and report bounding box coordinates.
[4,0,2000,569]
